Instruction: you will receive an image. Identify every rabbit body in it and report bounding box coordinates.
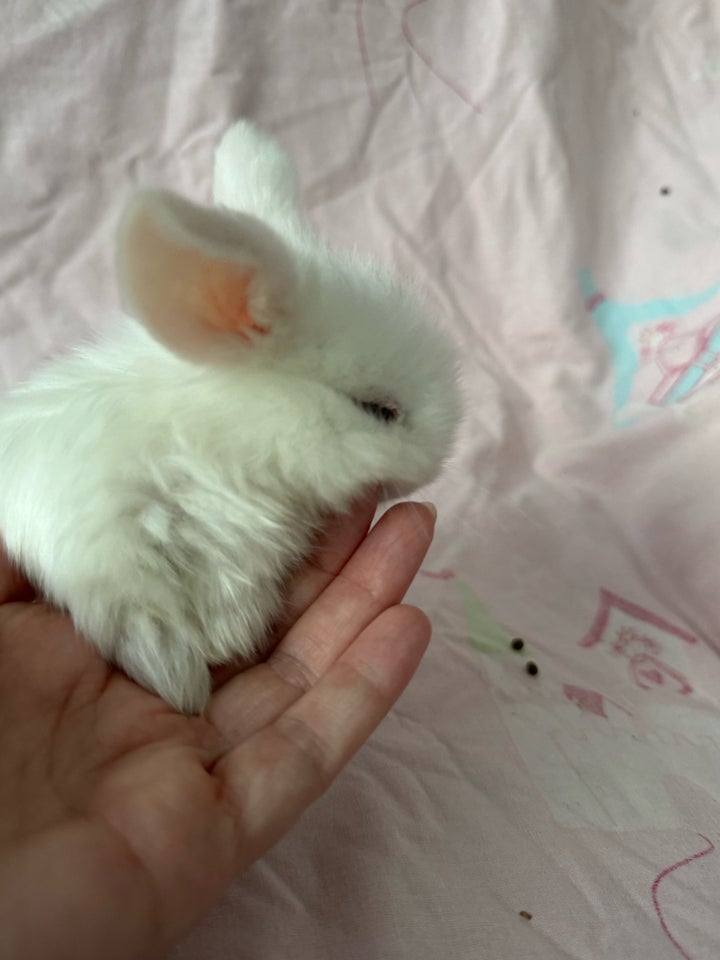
[0,122,460,713]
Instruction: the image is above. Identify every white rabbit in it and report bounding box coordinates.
[0,121,460,713]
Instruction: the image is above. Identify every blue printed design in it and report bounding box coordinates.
[579,270,720,425]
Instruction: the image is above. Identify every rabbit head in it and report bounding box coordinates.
[117,178,460,509]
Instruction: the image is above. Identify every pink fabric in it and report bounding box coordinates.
[3,2,720,957]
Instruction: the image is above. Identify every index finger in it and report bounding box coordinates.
[209,491,380,689]
[273,501,436,682]
[209,501,436,736]
[272,489,379,637]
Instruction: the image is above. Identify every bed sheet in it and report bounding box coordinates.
[3,2,720,958]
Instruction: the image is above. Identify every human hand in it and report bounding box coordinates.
[0,496,435,960]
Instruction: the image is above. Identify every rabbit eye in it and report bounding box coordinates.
[357,400,400,424]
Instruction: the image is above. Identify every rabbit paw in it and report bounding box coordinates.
[112,603,213,714]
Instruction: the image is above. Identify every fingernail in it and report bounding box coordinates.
[421,501,437,521]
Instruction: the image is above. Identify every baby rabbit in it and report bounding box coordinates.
[0,121,460,713]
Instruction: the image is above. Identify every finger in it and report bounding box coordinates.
[273,489,379,635]
[209,501,435,737]
[209,491,380,691]
[270,501,435,686]
[0,541,35,604]
[215,603,431,866]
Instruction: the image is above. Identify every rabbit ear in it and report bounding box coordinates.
[116,189,296,361]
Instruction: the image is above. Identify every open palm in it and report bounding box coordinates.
[0,497,435,960]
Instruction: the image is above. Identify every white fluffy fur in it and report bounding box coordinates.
[0,120,460,713]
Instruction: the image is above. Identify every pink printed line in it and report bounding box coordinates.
[651,834,715,960]
[581,589,698,648]
[586,293,606,311]
[420,568,455,580]
[402,0,483,115]
[355,0,378,106]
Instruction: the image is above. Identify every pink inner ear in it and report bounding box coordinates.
[120,203,269,355]
[204,264,269,340]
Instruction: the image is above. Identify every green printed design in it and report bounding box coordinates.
[455,580,514,654]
